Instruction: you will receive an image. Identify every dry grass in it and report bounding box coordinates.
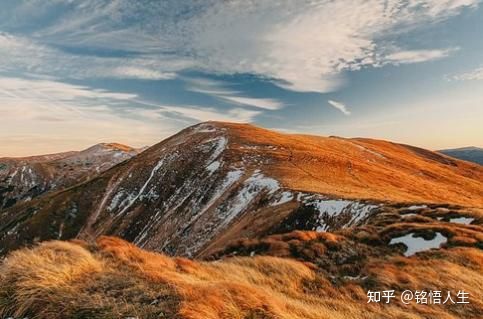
[1,235,481,319]
[0,239,180,319]
[219,122,483,207]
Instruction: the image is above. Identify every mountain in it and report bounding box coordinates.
[438,146,483,165]
[1,122,482,318]
[0,143,142,210]
[0,122,481,257]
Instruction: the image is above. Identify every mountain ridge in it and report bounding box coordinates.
[0,142,143,210]
[438,146,483,165]
[0,121,481,257]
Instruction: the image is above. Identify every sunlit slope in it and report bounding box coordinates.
[1,122,481,257]
[219,122,482,206]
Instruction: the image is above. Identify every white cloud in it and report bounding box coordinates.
[186,77,284,110]
[383,48,457,64]
[0,76,137,106]
[0,76,171,156]
[451,66,483,81]
[0,32,189,81]
[0,76,257,156]
[0,75,262,152]
[159,105,260,123]
[99,67,177,80]
[219,96,283,111]
[328,100,351,116]
[0,0,478,92]
[182,0,476,92]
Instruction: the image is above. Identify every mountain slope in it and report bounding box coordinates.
[0,122,481,256]
[2,232,482,319]
[0,143,142,210]
[438,146,483,165]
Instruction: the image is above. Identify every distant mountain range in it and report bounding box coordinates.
[438,146,483,165]
[0,122,481,256]
[0,143,144,210]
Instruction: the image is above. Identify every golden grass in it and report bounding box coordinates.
[1,235,481,319]
[217,122,483,207]
[0,240,104,317]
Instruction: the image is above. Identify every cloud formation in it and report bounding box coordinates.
[0,76,171,156]
[0,32,189,80]
[383,48,457,65]
[451,66,483,81]
[0,75,261,156]
[328,100,351,116]
[186,77,284,111]
[159,105,260,123]
[0,0,479,93]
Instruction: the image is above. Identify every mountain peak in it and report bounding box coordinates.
[83,143,136,153]
[1,123,482,258]
[0,142,141,211]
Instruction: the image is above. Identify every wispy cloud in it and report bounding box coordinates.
[382,48,457,65]
[0,32,188,81]
[0,74,264,155]
[0,76,246,156]
[0,76,137,106]
[450,66,483,81]
[219,96,283,110]
[180,0,476,92]
[159,105,260,123]
[328,100,351,116]
[186,77,284,110]
[127,97,261,123]
[107,67,177,80]
[0,0,478,92]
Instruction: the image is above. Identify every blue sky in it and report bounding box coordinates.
[0,0,482,156]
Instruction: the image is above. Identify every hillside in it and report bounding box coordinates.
[0,121,482,318]
[0,122,481,257]
[0,143,142,210]
[1,227,482,318]
[439,147,483,165]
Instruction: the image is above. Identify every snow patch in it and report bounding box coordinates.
[449,217,474,225]
[270,191,294,206]
[207,136,227,160]
[217,171,280,229]
[113,151,125,158]
[108,191,125,212]
[159,168,246,254]
[206,161,221,174]
[116,158,165,216]
[406,205,428,210]
[224,169,244,186]
[9,168,19,180]
[390,232,447,256]
[311,199,378,232]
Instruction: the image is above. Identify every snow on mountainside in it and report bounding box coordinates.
[0,143,142,210]
[0,122,482,257]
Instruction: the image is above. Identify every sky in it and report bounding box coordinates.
[0,0,482,156]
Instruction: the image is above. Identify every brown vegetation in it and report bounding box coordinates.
[220,122,483,207]
[1,233,481,319]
